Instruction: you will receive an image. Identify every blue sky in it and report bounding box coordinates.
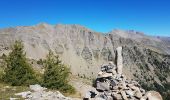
[0,0,170,36]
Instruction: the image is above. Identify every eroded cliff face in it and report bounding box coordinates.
[0,24,116,78]
[0,24,170,92]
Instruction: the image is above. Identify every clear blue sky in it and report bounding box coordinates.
[0,0,170,36]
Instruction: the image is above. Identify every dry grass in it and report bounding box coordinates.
[0,82,30,99]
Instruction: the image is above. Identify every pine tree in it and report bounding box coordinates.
[3,41,37,86]
[43,51,75,93]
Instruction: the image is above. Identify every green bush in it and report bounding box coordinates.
[2,41,38,86]
[43,51,75,93]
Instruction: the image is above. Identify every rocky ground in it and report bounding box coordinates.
[13,84,80,100]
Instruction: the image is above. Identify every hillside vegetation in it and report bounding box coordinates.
[0,41,75,98]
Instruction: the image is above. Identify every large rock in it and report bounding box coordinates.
[116,47,123,74]
[96,81,110,91]
[30,84,47,92]
[15,91,31,98]
[140,91,163,100]
[15,84,75,100]
[97,71,113,78]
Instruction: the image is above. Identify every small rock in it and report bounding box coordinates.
[84,91,91,99]
[127,84,134,88]
[140,95,147,100]
[140,88,145,94]
[112,93,122,100]
[27,94,33,98]
[134,91,143,99]
[4,86,10,89]
[112,86,119,90]
[10,98,19,100]
[125,90,134,97]
[42,91,54,97]
[15,91,31,98]
[56,91,65,98]
[31,92,42,99]
[121,91,128,100]
[94,96,105,100]
[29,84,47,92]
[125,80,130,83]
[112,70,117,75]
[122,81,128,89]
[130,86,140,91]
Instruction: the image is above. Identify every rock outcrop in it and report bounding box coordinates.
[15,84,79,100]
[116,47,123,74]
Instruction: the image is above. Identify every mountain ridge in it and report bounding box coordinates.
[0,23,170,99]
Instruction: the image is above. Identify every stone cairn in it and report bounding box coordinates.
[84,47,162,100]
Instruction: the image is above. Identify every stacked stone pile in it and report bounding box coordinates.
[84,63,162,100]
[84,47,162,100]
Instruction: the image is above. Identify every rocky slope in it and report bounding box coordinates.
[0,23,170,99]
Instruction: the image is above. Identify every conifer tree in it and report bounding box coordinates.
[43,51,75,93]
[3,41,37,86]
